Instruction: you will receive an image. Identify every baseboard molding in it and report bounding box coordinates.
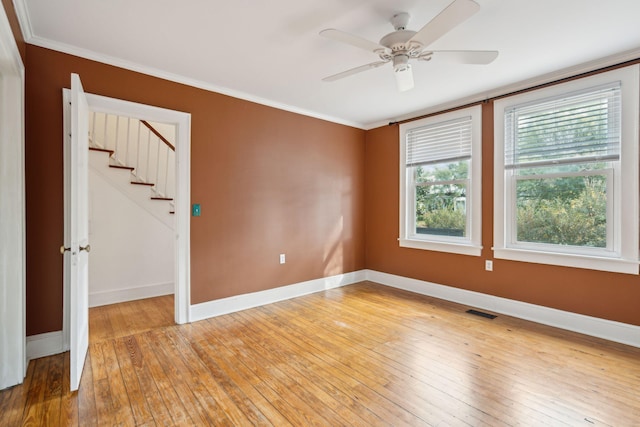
[365,270,640,348]
[26,331,65,362]
[190,270,367,322]
[89,282,174,307]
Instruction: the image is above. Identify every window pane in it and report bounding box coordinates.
[516,174,607,247]
[415,182,467,237]
[415,161,468,183]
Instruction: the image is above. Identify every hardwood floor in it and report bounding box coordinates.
[2,282,639,426]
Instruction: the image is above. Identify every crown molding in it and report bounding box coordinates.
[24,34,367,130]
[12,0,33,41]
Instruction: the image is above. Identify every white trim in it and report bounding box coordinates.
[493,248,639,275]
[190,270,367,322]
[62,92,191,349]
[22,34,363,130]
[0,2,26,389]
[493,65,640,274]
[399,105,482,256]
[89,282,174,308]
[365,270,640,348]
[11,0,33,41]
[399,239,482,256]
[26,331,64,362]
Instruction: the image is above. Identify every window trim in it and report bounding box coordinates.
[399,105,483,256]
[493,65,639,274]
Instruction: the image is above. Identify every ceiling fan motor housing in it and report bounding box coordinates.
[380,30,419,52]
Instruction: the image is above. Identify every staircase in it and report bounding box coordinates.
[88,111,176,222]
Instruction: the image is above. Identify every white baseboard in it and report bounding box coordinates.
[190,270,367,322]
[26,330,65,362]
[89,282,174,307]
[365,270,640,348]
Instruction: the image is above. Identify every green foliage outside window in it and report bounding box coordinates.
[414,162,468,236]
[516,174,607,247]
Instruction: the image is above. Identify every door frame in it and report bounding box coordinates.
[0,5,26,389]
[62,92,191,348]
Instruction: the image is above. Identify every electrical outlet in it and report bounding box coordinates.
[279,254,286,264]
[485,260,493,271]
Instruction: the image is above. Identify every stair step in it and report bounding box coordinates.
[131,181,154,186]
[109,164,134,171]
[151,197,173,201]
[89,147,114,155]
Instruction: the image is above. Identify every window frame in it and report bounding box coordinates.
[493,65,639,274]
[399,105,483,256]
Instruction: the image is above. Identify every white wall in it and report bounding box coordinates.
[88,167,174,307]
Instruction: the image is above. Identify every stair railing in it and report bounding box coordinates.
[88,112,176,201]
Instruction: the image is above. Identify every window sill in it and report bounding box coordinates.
[493,247,639,275]
[400,238,482,256]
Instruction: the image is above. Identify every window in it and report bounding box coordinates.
[494,65,639,274]
[399,105,482,256]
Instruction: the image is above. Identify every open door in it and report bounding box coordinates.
[63,73,90,391]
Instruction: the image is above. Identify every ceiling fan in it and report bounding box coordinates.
[319,0,498,91]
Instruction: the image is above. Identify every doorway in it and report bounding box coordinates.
[62,91,191,353]
[87,112,176,308]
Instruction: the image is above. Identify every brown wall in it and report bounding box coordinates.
[1,0,26,63]
[25,45,365,335]
[23,39,640,335]
[365,102,640,327]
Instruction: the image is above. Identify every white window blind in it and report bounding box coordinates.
[406,116,473,167]
[504,82,621,169]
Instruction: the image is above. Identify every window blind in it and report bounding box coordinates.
[406,116,473,167]
[504,82,621,169]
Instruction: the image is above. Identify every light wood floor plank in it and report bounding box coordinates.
[185,321,293,426]
[2,282,639,426]
[133,330,193,425]
[208,319,342,426]
[161,327,252,426]
[114,335,171,426]
[139,330,210,425]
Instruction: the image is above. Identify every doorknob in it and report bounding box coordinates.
[80,244,91,253]
[60,245,70,255]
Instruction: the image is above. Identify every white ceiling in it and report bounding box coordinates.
[16,0,640,129]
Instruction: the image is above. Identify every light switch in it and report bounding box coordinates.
[192,203,201,217]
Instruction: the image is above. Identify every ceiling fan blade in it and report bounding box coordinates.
[322,61,388,82]
[320,29,390,54]
[395,66,414,92]
[408,0,480,48]
[429,50,498,64]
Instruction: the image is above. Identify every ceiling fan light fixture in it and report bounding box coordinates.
[394,57,414,91]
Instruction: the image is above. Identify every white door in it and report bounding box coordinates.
[65,73,90,391]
